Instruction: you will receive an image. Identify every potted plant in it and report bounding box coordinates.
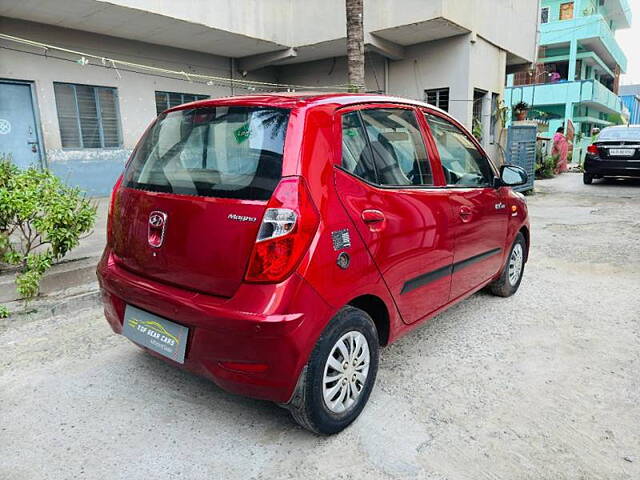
[513,101,529,121]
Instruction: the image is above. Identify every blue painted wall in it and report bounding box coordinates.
[621,95,640,124]
[46,149,130,197]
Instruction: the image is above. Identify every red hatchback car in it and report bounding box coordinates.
[97,93,530,434]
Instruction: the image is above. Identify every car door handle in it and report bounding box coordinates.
[361,209,385,224]
[459,206,472,223]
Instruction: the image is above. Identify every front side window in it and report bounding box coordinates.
[360,108,433,186]
[424,113,495,187]
[125,106,290,200]
[53,83,121,148]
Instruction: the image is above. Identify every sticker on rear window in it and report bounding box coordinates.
[234,122,251,143]
[332,229,351,251]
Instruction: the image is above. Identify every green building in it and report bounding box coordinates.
[505,0,631,161]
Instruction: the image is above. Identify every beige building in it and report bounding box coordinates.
[0,0,539,195]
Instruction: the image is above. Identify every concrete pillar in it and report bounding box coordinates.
[568,38,578,81]
[506,74,514,87]
[567,0,581,82]
[574,0,582,17]
[564,102,573,134]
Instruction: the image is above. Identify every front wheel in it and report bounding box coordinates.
[288,306,379,435]
[488,232,526,297]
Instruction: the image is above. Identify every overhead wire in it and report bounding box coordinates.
[0,33,352,91]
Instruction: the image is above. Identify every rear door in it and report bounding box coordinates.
[423,110,509,300]
[335,105,454,324]
[113,106,290,298]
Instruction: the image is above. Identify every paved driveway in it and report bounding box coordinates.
[1,174,639,479]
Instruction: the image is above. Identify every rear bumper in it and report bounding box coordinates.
[584,157,640,177]
[96,248,332,403]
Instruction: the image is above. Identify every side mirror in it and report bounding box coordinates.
[499,164,528,187]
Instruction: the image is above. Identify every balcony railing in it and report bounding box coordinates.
[511,71,564,86]
[505,79,622,114]
[588,79,623,112]
[540,15,627,72]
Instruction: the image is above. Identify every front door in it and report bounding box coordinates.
[0,81,42,169]
[423,111,509,300]
[335,106,454,324]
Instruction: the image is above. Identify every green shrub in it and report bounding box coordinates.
[535,155,557,179]
[472,118,483,142]
[0,155,96,309]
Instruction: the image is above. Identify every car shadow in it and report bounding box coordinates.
[120,286,514,436]
[593,177,640,187]
[130,347,294,426]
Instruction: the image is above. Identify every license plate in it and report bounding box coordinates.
[609,148,634,156]
[123,305,188,363]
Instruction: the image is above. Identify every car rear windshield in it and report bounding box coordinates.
[124,106,290,200]
[598,127,640,141]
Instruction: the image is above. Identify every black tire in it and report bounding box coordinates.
[488,232,526,297]
[289,306,379,435]
[583,172,593,184]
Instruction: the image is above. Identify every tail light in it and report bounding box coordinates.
[587,144,599,155]
[107,174,124,245]
[245,177,319,283]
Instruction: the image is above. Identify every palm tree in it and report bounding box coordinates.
[346,0,365,93]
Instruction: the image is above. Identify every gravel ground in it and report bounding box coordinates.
[1,173,639,480]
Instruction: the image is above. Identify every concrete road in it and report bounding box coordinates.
[1,174,639,480]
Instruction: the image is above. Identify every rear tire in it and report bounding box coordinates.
[488,232,526,297]
[583,172,593,184]
[289,306,379,435]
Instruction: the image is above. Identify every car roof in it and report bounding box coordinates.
[602,125,640,129]
[165,92,448,115]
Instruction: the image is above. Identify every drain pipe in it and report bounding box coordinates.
[230,58,235,96]
[384,57,389,94]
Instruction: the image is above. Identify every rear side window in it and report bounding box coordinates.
[341,112,377,183]
[360,108,433,186]
[124,107,290,200]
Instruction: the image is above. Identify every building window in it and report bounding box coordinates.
[490,93,499,143]
[540,7,550,23]
[472,89,486,140]
[54,83,122,149]
[425,88,449,112]
[559,2,574,20]
[155,91,209,115]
